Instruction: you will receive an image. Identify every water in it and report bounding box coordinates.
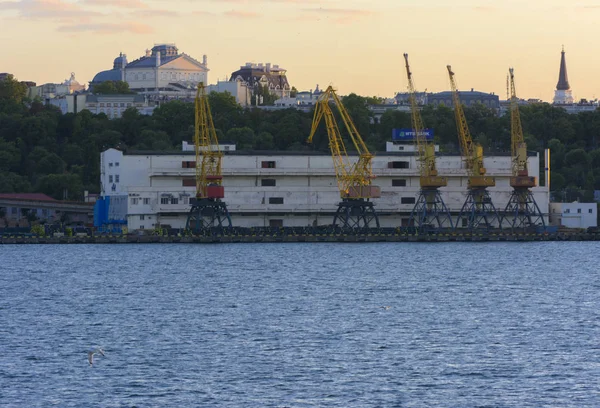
[1,242,599,407]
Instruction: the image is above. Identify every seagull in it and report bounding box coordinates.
[88,348,105,366]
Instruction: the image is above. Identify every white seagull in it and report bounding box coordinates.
[88,348,105,366]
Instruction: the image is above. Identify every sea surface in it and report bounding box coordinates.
[1,242,599,407]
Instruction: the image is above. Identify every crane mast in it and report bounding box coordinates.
[503,68,545,230]
[186,83,232,232]
[447,65,500,230]
[404,54,452,231]
[307,86,381,229]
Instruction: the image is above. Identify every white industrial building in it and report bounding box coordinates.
[97,147,549,231]
[549,202,597,229]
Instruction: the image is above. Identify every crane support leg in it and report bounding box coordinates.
[186,198,232,233]
[502,188,545,231]
[333,199,380,230]
[409,188,453,233]
[456,188,501,231]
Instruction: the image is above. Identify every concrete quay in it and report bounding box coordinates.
[1,232,599,244]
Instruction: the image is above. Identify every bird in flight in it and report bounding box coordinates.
[88,348,105,366]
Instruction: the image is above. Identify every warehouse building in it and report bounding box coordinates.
[94,147,549,231]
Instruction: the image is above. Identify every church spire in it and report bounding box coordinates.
[556,46,570,91]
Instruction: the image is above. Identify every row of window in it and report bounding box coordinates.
[182,161,411,171]
[564,208,593,214]
[100,103,132,108]
[108,175,120,183]
[131,198,151,205]
[108,162,120,167]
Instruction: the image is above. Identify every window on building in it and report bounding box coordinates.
[269,197,284,204]
[109,162,113,167]
[388,161,410,169]
[115,162,119,167]
[565,209,570,214]
[261,161,276,168]
[401,197,416,204]
[131,198,139,205]
[115,175,120,183]
[109,175,113,183]
[140,215,145,220]
[392,179,407,187]
[107,103,111,107]
[11,207,17,215]
[99,103,105,107]
[182,197,189,205]
[161,197,169,205]
[269,219,283,227]
[578,208,582,213]
[139,225,145,230]
[143,198,150,205]
[182,161,196,168]
[261,179,276,187]
[182,178,196,187]
[120,103,125,107]
[589,209,593,214]
[171,197,179,205]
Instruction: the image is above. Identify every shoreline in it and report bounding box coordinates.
[1,232,599,244]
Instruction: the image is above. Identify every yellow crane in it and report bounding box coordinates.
[503,68,545,230]
[404,54,453,231]
[307,85,381,229]
[447,65,500,230]
[186,83,232,232]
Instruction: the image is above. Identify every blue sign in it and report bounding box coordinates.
[392,128,434,141]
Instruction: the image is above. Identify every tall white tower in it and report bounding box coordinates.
[553,46,573,104]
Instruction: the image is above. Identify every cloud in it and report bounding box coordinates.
[301,7,374,23]
[81,0,149,8]
[57,21,153,34]
[223,10,260,18]
[0,0,102,20]
[133,8,179,17]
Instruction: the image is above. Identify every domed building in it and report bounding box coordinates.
[90,53,128,86]
[90,44,209,97]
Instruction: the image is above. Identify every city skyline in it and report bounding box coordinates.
[1,0,598,101]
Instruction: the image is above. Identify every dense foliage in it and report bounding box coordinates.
[0,74,599,202]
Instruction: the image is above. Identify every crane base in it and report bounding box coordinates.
[409,188,454,232]
[502,188,545,231]
[186,198,232,233]
[456,188,501,230]
[333,199,380,230]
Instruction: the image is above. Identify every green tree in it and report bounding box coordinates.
[0,74,28,105]
[290,86,298,98]
[93,80,134,94]
[35,173,83,201]
[226,127,255,150]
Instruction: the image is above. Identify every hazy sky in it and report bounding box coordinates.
[1,0,598,101]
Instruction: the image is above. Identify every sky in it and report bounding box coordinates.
[1,0,599,102]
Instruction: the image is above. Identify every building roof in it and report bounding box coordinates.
[0,193,56,201]
[91,69,122,84]
[556,49,570,91]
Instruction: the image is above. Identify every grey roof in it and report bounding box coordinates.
[91,69,122,84]
[126,55,178,68]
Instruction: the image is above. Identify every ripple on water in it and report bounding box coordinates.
[1,242,600,407]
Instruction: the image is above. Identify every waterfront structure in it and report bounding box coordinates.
[229,62,291,102]
[90,45,209,98]
[95,147,549,231]
[0,193,93,227]
[553,47,574,105]
[549,202,597,229]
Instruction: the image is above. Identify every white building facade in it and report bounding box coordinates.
[99,148,549,231]
[549,202,597,229]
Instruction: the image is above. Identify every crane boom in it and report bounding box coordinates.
[446,65,494,188]
[509,68,535,188]
[194,82,224,199]
[307,86,379,199]
[404,54,446,188]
